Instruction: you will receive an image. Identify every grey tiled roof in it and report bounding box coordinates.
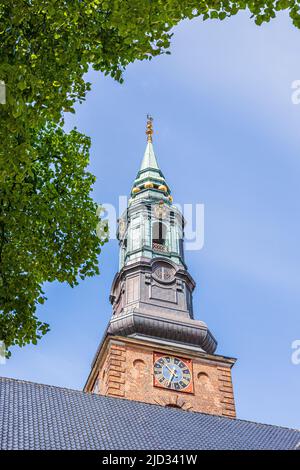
[0,376,299,450]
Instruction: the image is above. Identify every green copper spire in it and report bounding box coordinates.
[140,141,159,171]
[140,115,159,171]
[119,116,184,269]
[131,116,172,202]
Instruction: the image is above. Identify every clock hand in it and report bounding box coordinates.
[167,367,178,386]
[166,365,178,378]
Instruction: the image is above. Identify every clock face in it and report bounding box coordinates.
[153,354,193,393]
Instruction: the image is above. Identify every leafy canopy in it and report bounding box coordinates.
[0,124,108,351]
[0,1,297,352]
[1,1,298,180]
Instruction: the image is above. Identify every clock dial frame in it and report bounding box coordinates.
[153,352,194,394]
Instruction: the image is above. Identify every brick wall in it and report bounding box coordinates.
[88,336,236,418]
[100,341,126,398]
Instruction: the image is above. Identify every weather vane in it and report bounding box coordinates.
[146,114,153,142]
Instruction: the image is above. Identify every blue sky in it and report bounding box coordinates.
[2,11,300,429]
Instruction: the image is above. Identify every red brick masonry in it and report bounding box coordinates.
[85,335,236,418]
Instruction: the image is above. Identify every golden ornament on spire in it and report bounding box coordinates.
[146,114,153,142]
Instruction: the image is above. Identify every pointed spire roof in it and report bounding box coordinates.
[131,116,172,202]
[140,141,159,171]
[140,115,159,171]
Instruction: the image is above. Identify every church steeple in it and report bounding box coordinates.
[118,117,181,270]
[111,116,217,353]
[84,118,236,419]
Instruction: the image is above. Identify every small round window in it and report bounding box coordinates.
[153,263,175,282]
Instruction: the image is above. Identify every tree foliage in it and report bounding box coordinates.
[0,124,108,351]
[0,0,297,352]
[0,1,298,179]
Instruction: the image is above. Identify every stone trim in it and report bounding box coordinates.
[217,366,236,418]
[109,310,217,354]
[154,394,193,411]
[104,342,126,398]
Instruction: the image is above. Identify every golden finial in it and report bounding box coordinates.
[146,114,153,142]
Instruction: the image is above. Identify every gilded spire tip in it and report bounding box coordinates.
[146,114,153,143]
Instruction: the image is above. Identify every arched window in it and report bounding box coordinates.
[152,221,167,252]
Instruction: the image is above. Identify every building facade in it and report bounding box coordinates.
[84,117,236,418]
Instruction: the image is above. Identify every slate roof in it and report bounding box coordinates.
[0,376,299,450]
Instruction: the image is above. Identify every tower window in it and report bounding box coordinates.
[152,221,167,252]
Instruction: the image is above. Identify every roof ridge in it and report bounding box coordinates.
[1,375,299,434]
[0,375,84,395]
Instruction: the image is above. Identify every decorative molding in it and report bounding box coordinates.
[217,366,236,419]
[154,394,193,411]
[109,310,217,354]
[104,342,126,398]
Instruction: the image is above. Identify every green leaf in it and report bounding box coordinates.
[18,81,27,91]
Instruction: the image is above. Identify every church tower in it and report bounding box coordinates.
[84,117,236,418]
